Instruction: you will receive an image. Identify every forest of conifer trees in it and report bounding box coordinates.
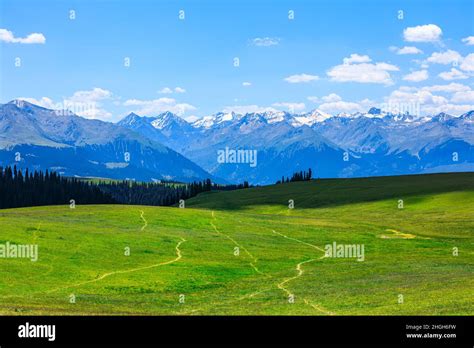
[0,166,115,209]
[0,166,250,209]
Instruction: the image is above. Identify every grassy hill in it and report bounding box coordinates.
[0,172,472,315]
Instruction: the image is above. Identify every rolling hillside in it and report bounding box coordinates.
[0,173,472,315]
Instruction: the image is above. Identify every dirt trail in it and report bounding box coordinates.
[139,210,148,231]
[47,238,186,293]
[210,211,264,275]
[379,228,417,239]
[272,230,325,252]
[273,230,335,315]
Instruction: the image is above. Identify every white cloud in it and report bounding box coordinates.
[391,46,423,55]
[222,105,278,114]
[385,84,474,116]
[242,82,252,87]
[343,54,371,64]
[426,50,462,65]
[272,102,306,112]
[386,88,448,105]
[451,90,474,103]
[284,73,320,83]
[124,97,196,116]
[19,88,114,120]
[67,88,112,103]
[327,54,399,85]
[462,36,474,46]
[17,97,56,109]
[158,86,186,94]
[422,83,471,93]
[64,88,113,119]
[460,53,474,72]
[438,68,469,81]
[403,70,429,82]
[158,87,173,94]
[251,37,280,47]
[316,94,373,114]
[0,28,45,44]
[403,24,442,42]
[307,96,320,103]
[422,103,474,115]
[321,93,342,103]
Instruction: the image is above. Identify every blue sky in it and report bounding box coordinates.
[1,0,473,121]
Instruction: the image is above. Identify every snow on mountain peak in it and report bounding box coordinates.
[151,111,186,130]
[291,109,331,127]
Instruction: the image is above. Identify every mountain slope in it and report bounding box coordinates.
[0,101,217,182]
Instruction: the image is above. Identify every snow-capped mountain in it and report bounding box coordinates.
[3,99,470,185]
[117,107,474,184]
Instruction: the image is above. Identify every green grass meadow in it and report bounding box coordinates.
[0,173,472,315]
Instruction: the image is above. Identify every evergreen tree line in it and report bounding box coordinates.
[97,179,251,206]
[0,166,116,209]
[0,166,252,209]
[276,168,313,184]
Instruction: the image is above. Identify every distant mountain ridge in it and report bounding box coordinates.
[117,107,474,184]
[1,99,472,185]
[0,100,218,183]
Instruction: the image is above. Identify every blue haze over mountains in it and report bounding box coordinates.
[1,99,473,185]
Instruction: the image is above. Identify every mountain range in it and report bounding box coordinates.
[118,106,474,184]
[0,100,216,183]
[1,99,473,184]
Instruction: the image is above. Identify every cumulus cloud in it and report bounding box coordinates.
[327,54,399,85]
[242,82,252,87]
[158,87,173,94]
[426,50,462,65]
[451,90,474,103]
[321,93,342,103]
[385,83,474,115]
[422,82,471,93]
[0,28,45,44]
[158,86,186,94]
[306,96,320,103]
[460,53,474,72]
[67,88,112,103]
[18,88,114,120]
[272,102,306,112]
[64,87,113,119]
[438,68,469,81]
[403,70,429,82]
[284,73,319,83]
[251,37,280,47]
[343,54,371,64]
[403,24,442,42]
[17,97,56,109]
[390,46,423,55]
[222,105,278,114]
[124,97,196,116]
[462,36,474,45]
[317,94,373,114]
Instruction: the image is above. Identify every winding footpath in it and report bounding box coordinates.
[210,211,264,275]
[47,238,186,293]
[272,229,335,315]
[139,210,148,231]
